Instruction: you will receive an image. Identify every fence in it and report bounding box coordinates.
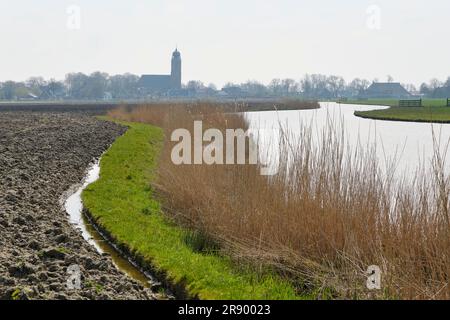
[399,99,422,107]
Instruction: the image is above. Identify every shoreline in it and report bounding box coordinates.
[0,100,320,114]
[354,110,450,124]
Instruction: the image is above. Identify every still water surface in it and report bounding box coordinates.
[245,102,450,177]
[64,161,153,288]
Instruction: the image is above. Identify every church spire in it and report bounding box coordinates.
[171,48,182,90]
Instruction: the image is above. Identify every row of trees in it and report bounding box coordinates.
[222,76,450,99]
[419,78,450,98]
[1,72,449,100]
[0,73,141,101]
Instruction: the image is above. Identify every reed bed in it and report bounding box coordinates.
[109,102,450,299]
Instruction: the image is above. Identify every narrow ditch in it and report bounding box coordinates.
[63,159,168,295]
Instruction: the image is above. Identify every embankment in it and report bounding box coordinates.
[82,119,301,300]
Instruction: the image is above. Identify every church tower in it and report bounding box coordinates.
[171,48,182,90]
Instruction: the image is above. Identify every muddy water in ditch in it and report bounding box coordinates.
[64,160,153,288]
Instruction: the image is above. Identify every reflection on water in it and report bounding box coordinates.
[64,161,152,288]
[245,102,450,177]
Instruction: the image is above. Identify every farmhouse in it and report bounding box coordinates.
[361,82,411,99]
[139,49,182,93]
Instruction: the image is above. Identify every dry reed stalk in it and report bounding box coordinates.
[109,102,450,299]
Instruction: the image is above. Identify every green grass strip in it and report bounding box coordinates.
[337,99,450,123]
[354,107,450,123]
[82,118,302,300]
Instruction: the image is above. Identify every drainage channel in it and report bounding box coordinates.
[63,159,160,291]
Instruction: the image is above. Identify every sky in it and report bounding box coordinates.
[0,0,449,87]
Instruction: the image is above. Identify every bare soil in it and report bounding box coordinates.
[0,110,157,300]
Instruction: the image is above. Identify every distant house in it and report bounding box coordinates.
[19,92,38,101]
[103,92,113,100]
[26,93,38,100]
[360,82,411,99]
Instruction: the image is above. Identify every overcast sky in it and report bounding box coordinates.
[0,0,448,87]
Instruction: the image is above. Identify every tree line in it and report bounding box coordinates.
[1,72,449,100]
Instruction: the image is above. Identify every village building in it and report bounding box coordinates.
[138,49,182,94]
[360,82,412,99]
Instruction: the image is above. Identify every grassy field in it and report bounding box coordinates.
[342,99,450,123]
[355,107,450,123]
[81,118,301,300]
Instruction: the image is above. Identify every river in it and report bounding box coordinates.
[245,102,450,177]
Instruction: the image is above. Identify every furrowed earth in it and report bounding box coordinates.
[0,109,157,300]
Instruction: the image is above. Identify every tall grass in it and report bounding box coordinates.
[109,102,450,299]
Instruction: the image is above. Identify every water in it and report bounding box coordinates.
[65,161,103,252]
[64,161,154,288]
[245,102,450,177]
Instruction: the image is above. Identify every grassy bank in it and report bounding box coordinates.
[355,107,450,123]
[243,99,319,112]
[81,119,300,300]
[341,99,450,123]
